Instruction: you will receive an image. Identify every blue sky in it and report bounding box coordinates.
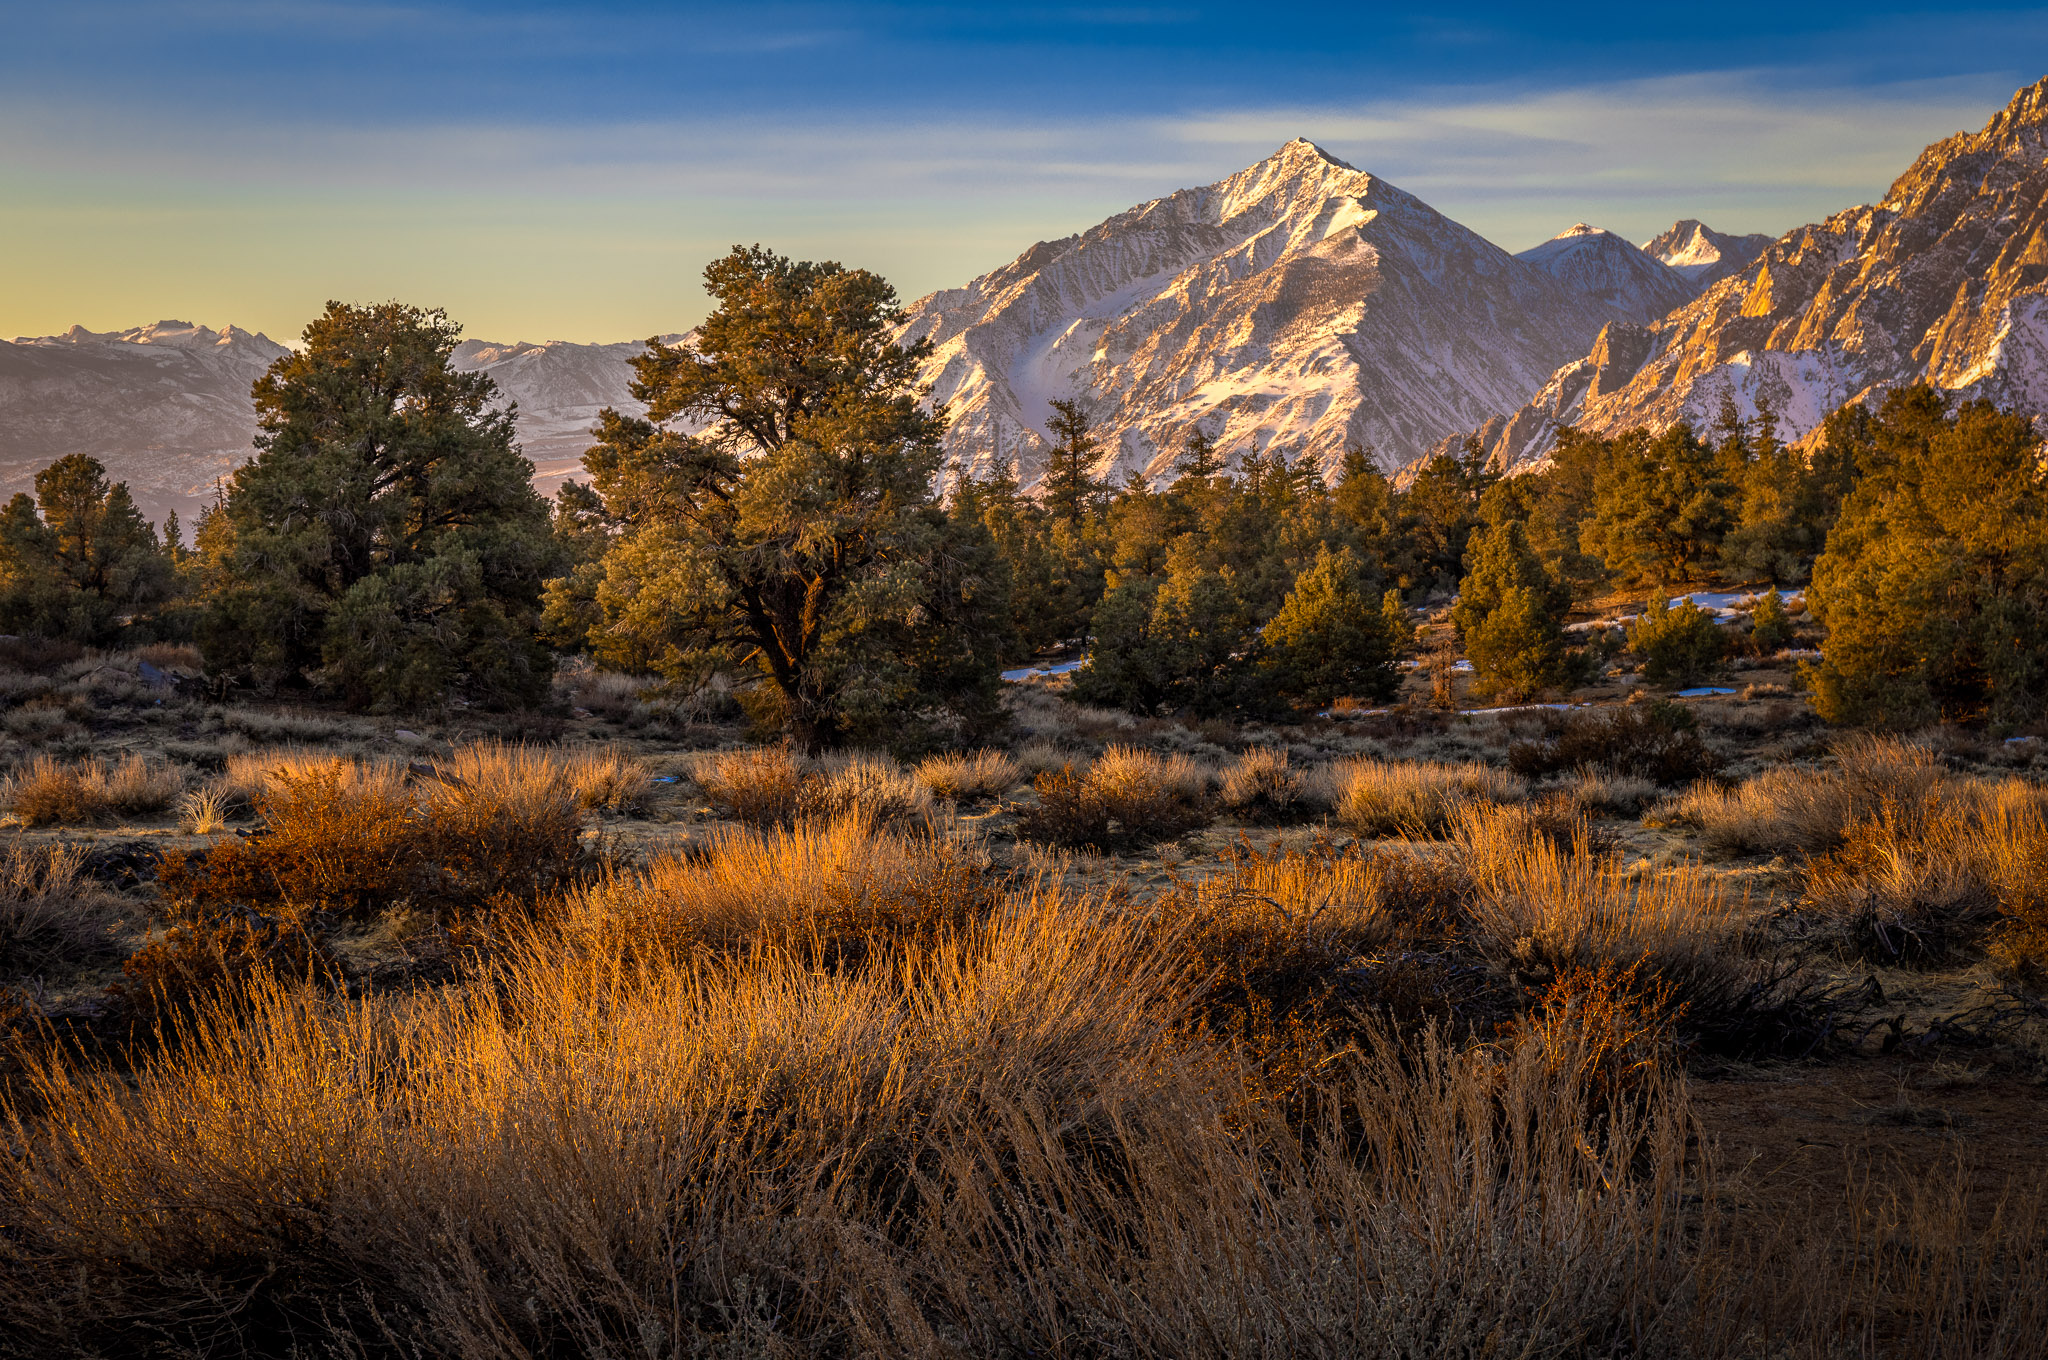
[2,1,2042,342]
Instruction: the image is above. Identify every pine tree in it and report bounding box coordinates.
[1259,545,1406,709]
[1808,388,2048,727]
[1629,596,1727,687]
[201,302,557,709]
[1041,398,1105,525]
[1173,428,1225,482]
[1453,520,1576,700]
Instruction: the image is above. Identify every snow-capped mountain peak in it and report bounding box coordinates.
[1514,224,1696,324]
[898,141,1624,485]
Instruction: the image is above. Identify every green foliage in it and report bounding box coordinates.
[1807,387,2048,728]
[1747,590,1795,656]
[1071,555,1258,718]
[1628,597,1727,688]
[0,455,173,644]
[1453,521,1576,700]
[557,247,1009,750]
[1259,545,1407,709]
[200,301,556,710]
[1397,441,1494,596]
[1582,424,1733,585]
[1040,398,1107,525]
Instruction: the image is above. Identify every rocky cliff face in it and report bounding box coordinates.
[897,139,1621,484]
[1516,223,1698,323]
[1488,78,2048,468]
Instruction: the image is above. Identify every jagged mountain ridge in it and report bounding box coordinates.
[1642,220,1775,287]
[0,321,290,525]
[896,139,1626,485]
[1516,223,1698,324]
[1483,77,2048,470]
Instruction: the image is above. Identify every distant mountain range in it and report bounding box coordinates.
[5,74,2044,523]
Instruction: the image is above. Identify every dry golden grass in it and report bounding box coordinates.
[689,745,807,825]
[3,754,183,826]
[1318,757,1525,838]
[802,754,936,828]
[1655,737,1947,858]
[1017,745,1212,848]
[914,748,1021,802]
[1216,746,1307,822]
[1799,778,2048,967]
[0,842,120,974]
[176,787,230,835]
[1,813,2042,1355]
[549,742,649,813]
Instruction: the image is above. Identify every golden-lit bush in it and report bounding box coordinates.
[159,745,592,926]
[1653,737,1947,858]
[562,816,994,964]
[1216,746,1308,823]
[914,748,1021,802]
[552,743,650,813]
[800,754,936,828]
[689,746,808,825]
[1016,746,1211,849]
[1798,778,2048,967]
[1318,757,1525,838]
[4,754,183,826]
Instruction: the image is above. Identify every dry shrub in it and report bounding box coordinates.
[563,816,994,964]
[690,746,808,825]
[110,915,339,1034]
[0,898,1734,1360]
[1457,804,1820,1054]
[553,743,649,814]
[914,748,1021,802]
[1,705,74,743]
[1320,756,1525,838]
[177,787,230,835]
[801,754,935,828]
[1654,737,1946,858]
[1799,779,2048,968]
[1508,700,1719,786]
[1561,767,1661,815]
[555,663,650,720]
[134,642,203,672]
[159,745,590,926]
[1016,746,1210,849]
[1216,746,1307,823]
[0,844,120,976]
[4,755,183,826]
[1013,737,1080,778]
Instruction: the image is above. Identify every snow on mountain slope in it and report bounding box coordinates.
[897,138,1622,485]
[0,321,290,526]
[1641,220,1775,287]
[1515,223,1697,323]
[449,338,655,494]
[1485,77,2048,470]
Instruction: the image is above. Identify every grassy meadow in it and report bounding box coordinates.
[0,636,2045,1358]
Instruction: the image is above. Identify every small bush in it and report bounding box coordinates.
[111,914,339,1033]
[1746,591,1795,656]
[1629,598,1727,687]
[1652,737,1944,857]
[1508,700,1719,786]
[1084,746,1212,844]
[1216,747,1308,823]
[2,706,75,743]
[800,755,936,829]
[915,749,1021,802]
[5,755,183,826]
[177,787,231,835]
[1015,765,1116,850]
[690,747,809,826]
[1320,758,1525,838]
[0,844,121,976]
[554,743,649,814]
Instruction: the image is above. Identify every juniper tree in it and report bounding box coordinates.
[557,246,1009,751]
[200,301,557,709]
[1259,544,1408,709]
[0,454,172,643]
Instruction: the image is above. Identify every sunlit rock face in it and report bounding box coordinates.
[1488,77,2048,470]
[1517,223,1698,324]
[895,138,1621,485]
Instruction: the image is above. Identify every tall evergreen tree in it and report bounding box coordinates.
[200,301,557,709]
[1041,398,1106,525]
